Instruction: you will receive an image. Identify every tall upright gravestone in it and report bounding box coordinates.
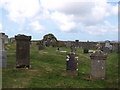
[90,50,107,79]
[0,33,7,68]
[15,35,31,68]
[66,52,78,76]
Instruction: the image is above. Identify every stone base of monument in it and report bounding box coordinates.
[66,70,78,77]
[0,50,7,68]
[16,64,31,69]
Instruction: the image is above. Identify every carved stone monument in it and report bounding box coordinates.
[66,52,78,76]
[90,50,107,79]
[15,35,31,69]
[0,33,7,68]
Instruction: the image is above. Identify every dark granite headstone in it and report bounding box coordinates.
[90,50,107,79]
[83,48,88,53]
[15,35,31,69]
[66,52,78,76]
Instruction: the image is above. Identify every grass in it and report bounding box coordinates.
[2,42,119,88]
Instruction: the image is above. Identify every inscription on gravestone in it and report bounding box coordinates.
[90,50,107,79]
[66,52,78,76]
[15,35,31,69]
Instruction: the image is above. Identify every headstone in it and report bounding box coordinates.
[70,45,77,53]
[66,52,78,76]
[56,47,60,51]
[105,40,110,47]
[75,40,79,48]
[90,50,107,79]
[15,35,31,69]
[0,33,7,68]
[103,40,111,53]
[83,48,88,53]
[38,45,44,50]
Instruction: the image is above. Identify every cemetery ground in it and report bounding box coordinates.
[2,42,119,88]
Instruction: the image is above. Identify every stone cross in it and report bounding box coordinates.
[90,50,107,79]
[15,35,31,69]
[66,52,78,76]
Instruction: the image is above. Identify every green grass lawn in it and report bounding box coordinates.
[2,42,119,88]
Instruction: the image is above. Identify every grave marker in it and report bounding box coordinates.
[15,35,31,69]
[0,33,7,68]
[66,52,78,76]
[90,50,107,79]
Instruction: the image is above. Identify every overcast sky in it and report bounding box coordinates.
[0,0,118,41]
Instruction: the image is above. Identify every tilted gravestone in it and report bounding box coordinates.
[15,35,31,69]
[90,50,107,79]
[0,33,7,68]
[66,52,78,76]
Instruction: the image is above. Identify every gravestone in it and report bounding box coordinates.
[75,40,79,48]
[56,47,61,51]
[15,35,31,69]
[90,50,107,79]
[103,40,111,53]
[0,33,7,68]
[66,52,78,76]
[83,48,88,53]
[70,45,77,53]
[37,45,44,50]
[36,41,44,50]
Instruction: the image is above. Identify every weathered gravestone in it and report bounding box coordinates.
[36,41,44,50]
[103,40,111,53]
[15,35,31,69]
[90,50,107,79]
[37,45,44,50]
[70,45,77,53]
[0,33,7,68]
[66,52,78,76]
[75,40,79,48]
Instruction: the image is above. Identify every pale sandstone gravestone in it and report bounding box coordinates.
[90,50,107,79]
[66,52,78,76]
[15,34,31,69]
[0,33,7,68]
